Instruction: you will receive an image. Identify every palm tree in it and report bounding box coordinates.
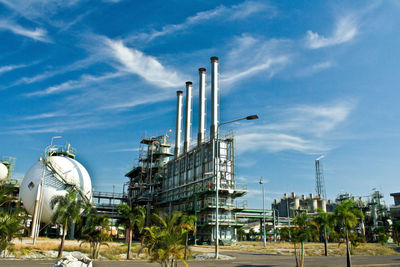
[291,213,317,267]
[117,203,146,259]
[80,213,112,259]
[333,200,364,267]
[0,208,28,257]
[313,209,333,256]
[180,214,196,260]
[392,221,400,246]
[50,189,87,258]
[237,227,246,241]
[140,211,192,267]
[0,187,13,208]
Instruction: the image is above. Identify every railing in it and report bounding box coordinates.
[235,199,247,209]
[203,214,236,223]
[46,145,76,157]
[235,183,247,191]
[93,191,125,199]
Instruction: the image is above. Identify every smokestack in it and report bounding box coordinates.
[210,56,219,140]
[198,68,206,146]
[184,81,193,153]
[174,90,183,158]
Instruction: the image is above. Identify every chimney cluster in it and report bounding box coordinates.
[174,57,219,158]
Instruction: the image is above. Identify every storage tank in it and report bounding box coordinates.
[20,154,92,224]
[0,162,8,181]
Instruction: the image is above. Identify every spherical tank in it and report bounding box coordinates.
[0,163,8,180]
[20,156,92,223]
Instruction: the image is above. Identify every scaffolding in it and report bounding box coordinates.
[315,159,327,200]
[1,156,16,180]
[125,132,247,244]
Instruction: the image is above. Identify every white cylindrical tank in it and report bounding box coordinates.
[0,163,8,180]
[20,156,92,223]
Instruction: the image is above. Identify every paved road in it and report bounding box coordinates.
[1,252,400,266]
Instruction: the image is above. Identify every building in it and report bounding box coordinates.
[390,192,400,220]
[125,57,248,244]
[272,192,326,218]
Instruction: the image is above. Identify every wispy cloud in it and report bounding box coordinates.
[132,1,274,42]
[0,64,27,74]
[222,35,291,85]
[104,38,185,88]
[19,111,90,120]
[306,16,358,49]
[25,72,124,97]
[0,19,50,42]
[12,56,97,87]
[0,0,82,20]
[297,61,333,77]
[1,117,107,135]
[108,147,139,153]
[236,101,354,154]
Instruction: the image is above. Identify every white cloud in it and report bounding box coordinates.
[108,147,139,153]
[222,56,288,84]
[14,56,98,85]
[104,38,185,88]
[306,16,358,49]
[297,61,333,77]
[0,19,50,42]
[222,35,291,85]
[0,64,26,74]
[0,0,82,20]
[133,1,273,42]
[25,72,124,97]
[236,101,354,154]
[237,133,326,154]
[20,112,61,120]
[1,118,107,135]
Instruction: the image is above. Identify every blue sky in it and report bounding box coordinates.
[1,0,400,209]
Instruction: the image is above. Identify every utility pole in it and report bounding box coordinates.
[259,177,266,248]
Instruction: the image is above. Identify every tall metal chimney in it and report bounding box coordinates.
[210,57,219,140]
[184,81,193,154]
[174,90,183,158]
[198,68,206,146]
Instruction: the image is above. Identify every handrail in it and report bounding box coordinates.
[44,155,90,203]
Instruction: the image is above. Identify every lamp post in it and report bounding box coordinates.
[259,177,266,247]
[214,114,258,258]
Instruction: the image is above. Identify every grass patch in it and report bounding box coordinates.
[203,242,400,256]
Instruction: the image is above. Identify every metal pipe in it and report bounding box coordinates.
[184,81,193,154]
[198,68,206,146]
[174,91,183,158]
[210,57,219,140]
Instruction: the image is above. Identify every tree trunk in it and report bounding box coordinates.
[300,241,305,267]
[184,232,188,259]
[127,228,133,259]
[324,225,328,256]
[346,227,352,267]
[58,224,67,258]
[294,243,299,267]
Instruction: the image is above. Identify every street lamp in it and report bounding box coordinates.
[214,114,258,258]
[259,177,266,248]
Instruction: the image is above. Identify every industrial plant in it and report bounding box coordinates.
[0,56,398,249]
[125,57,250,244]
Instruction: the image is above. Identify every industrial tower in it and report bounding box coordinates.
[315,156,327,200]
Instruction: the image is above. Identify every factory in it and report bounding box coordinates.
[125,57,249,244]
